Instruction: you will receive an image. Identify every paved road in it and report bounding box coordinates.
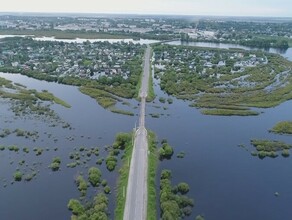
[123,46,151,220]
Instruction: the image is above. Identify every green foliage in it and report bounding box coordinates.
[115,132,134,219]
[76,175,88,196]
[33,147,44,156]
[161,170,172,180]
[79,86,117,109]
[96,158,103,165]
[153,44,292,116]
[146,62,156,102]
[34,90,71,108]
[251,139,291,151]
[147,131,158,220]
[68,199,85,216]
[270,121,292,134]
[196,215,205,220]
[23,147,29,153]
[105,156,117,171]
[201,109,259,116]
[104,186,111,194]
[282,149,290,158]
[167,98,173,104]
[159,97,166,103]
[101,179,107,187]
[8,145,19,152]
[14,171,23,181]
[49,157,61,171]
[251,139,292,159]
[114,133,132,150]
[177,182,190,194]
[159,170,194,219]
[88,167,101,187]
[109,107,134,116]
[159,142,174,160]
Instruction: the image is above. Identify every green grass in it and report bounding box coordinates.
[79,86,117,108]
[114,132,134,219]
[146,48,156,102]
[147,131,158,220]
[270,121,292,134]
[109,107,134,116]
[251,139,292,159]
[201,109,259,116]
[35,90,71,108]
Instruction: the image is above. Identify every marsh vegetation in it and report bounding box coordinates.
[153,44,292,116]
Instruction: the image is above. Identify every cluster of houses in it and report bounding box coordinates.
[0,38,143,80]
[154,47,268,76]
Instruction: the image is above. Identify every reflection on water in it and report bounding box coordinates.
[167,41,292,61]
[1,37,292,220]
[0,73,137,220]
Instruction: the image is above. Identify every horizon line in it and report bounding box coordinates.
[0,11,292,19]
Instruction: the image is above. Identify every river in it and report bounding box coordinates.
[0,39,292,220]
[167,41,292,61]
[0,34,159,44]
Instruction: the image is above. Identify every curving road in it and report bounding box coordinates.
[123,46,151,220]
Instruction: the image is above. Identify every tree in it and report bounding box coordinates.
[177,182,190,194]
[67,199,85,215]
[88,167,101,186]
[161,170,172,180]
[159,143,174,160]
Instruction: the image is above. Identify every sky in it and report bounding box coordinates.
[1,0,292,17]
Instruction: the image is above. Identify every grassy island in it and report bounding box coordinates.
[251,139,292,159]
[270,121,292,135]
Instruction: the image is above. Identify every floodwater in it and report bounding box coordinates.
[167,41,292,61]
[148,41,292,219]
[0,34,159,44]
[0,40,292,219]
[0,72,139,220]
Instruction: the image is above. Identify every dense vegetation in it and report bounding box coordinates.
[153,44,292,116]
[68,193,109,220]
[160,170,194,219]
[114,132,134,219]
[49,157,61,171]
[0,37,145,115]
[158,140,174,160]
[147,131,158,220]
[270,121,292,135]
[251,139,291,159]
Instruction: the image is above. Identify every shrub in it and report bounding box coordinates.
[14,171,22,181]
[159,143,174,160]
[67,199,84,215]
[104,186,111,194]
[105,156,117,171]
[88,167,101,187]
[50,157,61,171]
[282,149,290,157]
[177,182,190,194]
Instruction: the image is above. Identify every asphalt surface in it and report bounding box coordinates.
[123,46,151,220]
